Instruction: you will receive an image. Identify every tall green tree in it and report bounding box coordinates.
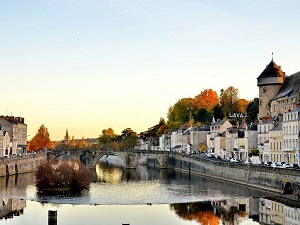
[212,104,224,121]
[246,97,259,123]
[167,98,194,125]
[194,108,212,125]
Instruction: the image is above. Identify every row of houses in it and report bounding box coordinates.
[0,116,27,157]
[139,59,300,165]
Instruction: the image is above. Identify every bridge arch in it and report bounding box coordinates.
[283,182,293,195]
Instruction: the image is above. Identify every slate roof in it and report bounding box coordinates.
[271,71,300,100]
[257,60,286,79]
[270,122,282,132]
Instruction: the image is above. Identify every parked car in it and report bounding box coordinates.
[293,164,300,169]
[225,157,232,162]
[207,153,215,158]
[3,155,10,158]
[244,160,252,164]
[230,158,240,163]
[264,161,272,166]
[282,163,293,168]
[271,163,283,168]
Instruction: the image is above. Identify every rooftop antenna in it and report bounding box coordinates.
[272,52,273,61]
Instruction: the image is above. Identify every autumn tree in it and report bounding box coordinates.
[70,136,77,149]
[219,86,240,117]
[99,128,117,150]
[78,136,87,149]
[237,99,249,114]
[193,89,219,112]
[28,124,51,151]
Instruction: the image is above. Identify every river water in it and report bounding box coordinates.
[0,156,299,225]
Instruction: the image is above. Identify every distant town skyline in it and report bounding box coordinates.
[1,1,300,141]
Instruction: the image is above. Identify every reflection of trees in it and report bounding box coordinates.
[170,202,220,225]
[170,201,247,225]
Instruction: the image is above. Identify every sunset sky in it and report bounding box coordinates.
[1,1,300,141]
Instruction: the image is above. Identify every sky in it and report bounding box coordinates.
[1,0,300,141]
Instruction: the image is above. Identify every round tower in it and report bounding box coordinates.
[257,60,286,120]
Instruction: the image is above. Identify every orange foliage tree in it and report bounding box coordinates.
[193,89,219,112]
[237,99,249,114]
[78,136,87,148]
[28,124,51,152]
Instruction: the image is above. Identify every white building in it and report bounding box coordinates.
[0,116,27,155]
[282,106,300,164]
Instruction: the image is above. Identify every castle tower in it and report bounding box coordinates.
[257,59,286,121]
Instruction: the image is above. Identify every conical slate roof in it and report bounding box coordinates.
[257,60,286,79]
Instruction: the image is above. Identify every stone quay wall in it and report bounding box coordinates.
[0,154,47,177]
[169,152,300,194]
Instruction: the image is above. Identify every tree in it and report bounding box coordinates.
[35,158,91,194]
[193,89,219,112]
[219,86,240,117]
[237,99,249,114]
[28,124,51,151]
[99,128,117,149]
[167,98,194,125]
[212,104,224,120]
[70,136,77,149]
[78,136,87,149]
[246,97,259,123]
[119,128,138,150]
[194,108,212,125]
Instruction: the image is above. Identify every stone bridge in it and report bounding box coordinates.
[53,149,170,169]
[49,149,300,196]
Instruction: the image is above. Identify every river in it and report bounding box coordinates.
[0,156,299,225]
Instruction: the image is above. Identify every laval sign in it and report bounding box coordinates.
[229,112,247,118]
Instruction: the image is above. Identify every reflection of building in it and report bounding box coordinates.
[259,198,272,224]
[0,198,26,219]
[259,196,300,225]
[285,203,300,225]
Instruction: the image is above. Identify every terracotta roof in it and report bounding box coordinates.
[257,60,286,79]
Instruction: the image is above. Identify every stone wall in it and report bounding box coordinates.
[169,152,300,194]
[0,154,47,177]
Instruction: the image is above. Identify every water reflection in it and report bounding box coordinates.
[1,197,300,225]
[2,159,300,224]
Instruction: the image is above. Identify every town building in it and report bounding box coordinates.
[282,106,300,164]
[0,116,27,155]
[0,130,10,157]
[257,58,300,164]
[269,122,283,163]
[207,118,232,154]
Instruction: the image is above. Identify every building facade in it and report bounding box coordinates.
[0,116,27,155]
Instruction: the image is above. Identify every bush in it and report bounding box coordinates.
[35,158,91,194]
